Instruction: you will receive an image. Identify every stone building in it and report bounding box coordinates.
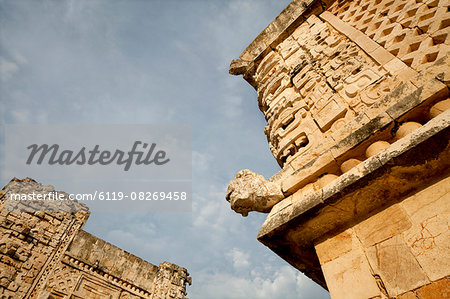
[0,178,191,298]
[226,0,449,298]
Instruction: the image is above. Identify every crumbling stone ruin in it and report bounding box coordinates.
[227,0,450,298]
[0,178,191,298]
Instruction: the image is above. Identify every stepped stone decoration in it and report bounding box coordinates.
[226,0,450,298]
[0,178,191,299]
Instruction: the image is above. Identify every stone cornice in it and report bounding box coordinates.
[62,254,153,298]
[257,103,450,288]
[229,0,336,79]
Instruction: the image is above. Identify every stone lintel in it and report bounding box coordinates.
[257,109,450,287]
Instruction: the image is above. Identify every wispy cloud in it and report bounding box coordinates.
[0,58,19,79]
[192,265,327,299]
[228,248,251,270]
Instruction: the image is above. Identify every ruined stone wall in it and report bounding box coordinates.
[0,179,190,299]
[0,179,89,298]
[41,231,190,299]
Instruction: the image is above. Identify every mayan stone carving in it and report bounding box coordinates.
[247,13,408,168]
[328,0,450,72]
[227,0,450,297]
[226,169,283,216]
[0,178,191,299]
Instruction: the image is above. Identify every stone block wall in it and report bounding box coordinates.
[315,175,450,298]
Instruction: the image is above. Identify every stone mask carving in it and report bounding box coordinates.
[225,169,284,216]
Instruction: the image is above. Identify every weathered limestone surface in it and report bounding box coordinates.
[0,178,89,298]
[226,169,283,216]
[257,108,450,289]
[227,0,450,215]
[320,247,381,299]
[0,179,191,299]
[314,175,450,298]
[226,0,450,296]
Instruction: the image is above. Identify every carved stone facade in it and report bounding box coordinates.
[0,178,191,299]
[227,0,449,298]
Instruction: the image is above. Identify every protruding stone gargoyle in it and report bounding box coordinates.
[225,169,284,216]
[229,59,251,75]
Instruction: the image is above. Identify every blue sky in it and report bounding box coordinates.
[0,1,329,298]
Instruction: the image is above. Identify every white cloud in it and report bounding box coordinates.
[192,189,235,236]
[0,50,27,81]
[0,57,19,80]
[10,109,30,123]
[192,151,212,173]
[227,247,251,270]
[12,52,27,65]
[191,266,327,299]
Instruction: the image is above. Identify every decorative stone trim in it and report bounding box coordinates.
[62,254,152,298]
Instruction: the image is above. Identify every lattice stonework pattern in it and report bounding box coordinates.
[45,264,81,296]
[329,0,450,71]
[255,15,402,166]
